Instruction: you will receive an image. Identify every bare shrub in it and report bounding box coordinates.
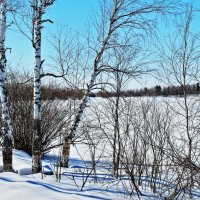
[0,71,76,156]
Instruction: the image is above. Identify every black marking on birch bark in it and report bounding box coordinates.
[2,134,13,172]
[32,119,42,173]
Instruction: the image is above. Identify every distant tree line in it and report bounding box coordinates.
[7,82,200,101]
[94,83,200,98]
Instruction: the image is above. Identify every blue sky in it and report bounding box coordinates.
[6,0,98,71]
[6,0,200,89]
[48,0,98,29]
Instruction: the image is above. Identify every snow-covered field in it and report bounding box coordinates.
[1,96,200,199]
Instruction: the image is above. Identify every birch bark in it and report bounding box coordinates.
[0,0,13,172]
[61,3,114,167]
[32,1,43,173]
[32,0,55,173]
[61,71,97,167]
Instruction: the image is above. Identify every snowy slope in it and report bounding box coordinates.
[0,147,157,200]
[0,172,84,200]
[0,146,200,199]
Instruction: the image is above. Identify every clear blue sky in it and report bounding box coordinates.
[6,0,99,72]
[47,0,98,29]
[6,0,200,89]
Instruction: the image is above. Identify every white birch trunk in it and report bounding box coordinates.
[31,0,55,173]
[61,22,112,167]
[61,29,111,167]
[61,67,98,167]
[0,0,13,172]
[32,3,43,173]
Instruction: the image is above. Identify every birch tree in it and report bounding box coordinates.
[0,0,13,172]
[61,0,180,167]
[0,0,28,172]
[31,0,55,173]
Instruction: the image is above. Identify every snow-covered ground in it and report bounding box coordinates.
[0,147,157,200]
